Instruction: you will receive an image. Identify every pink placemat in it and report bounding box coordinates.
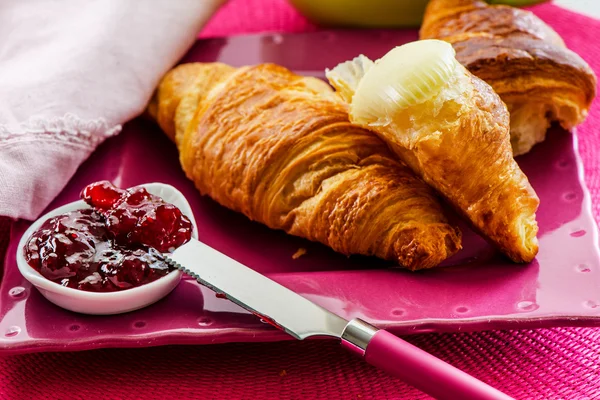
[1,1,599,399]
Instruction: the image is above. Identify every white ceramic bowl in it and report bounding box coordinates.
[16,183,198,315]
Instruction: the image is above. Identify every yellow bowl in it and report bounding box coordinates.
[288,0,550,28]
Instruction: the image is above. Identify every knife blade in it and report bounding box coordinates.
[166,238,512,400]
[167,238,348,340]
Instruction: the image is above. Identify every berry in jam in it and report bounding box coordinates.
[81,181,192,253]
[24,209,172,292]
[24,181,193,292]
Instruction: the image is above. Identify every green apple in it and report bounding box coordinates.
[288,0,550,28]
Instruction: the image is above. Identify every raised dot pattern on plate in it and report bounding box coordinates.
[197,317,213,326]
[557,159,571,169]
[584,300,600,309]
[563,192,577,201]
[5,326,21,338]
[571,229,587,237]
[8,287,26,298]
[577,264,592,273]
[270,34,284,45]
[517,301,539,312]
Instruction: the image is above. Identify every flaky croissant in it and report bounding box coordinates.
[420,0,596,156]
[327,40,539,263]
[147,62,461,270]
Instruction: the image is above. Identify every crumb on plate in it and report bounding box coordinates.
[292,248,307,259]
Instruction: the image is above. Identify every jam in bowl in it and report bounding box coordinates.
[16,182,198,315]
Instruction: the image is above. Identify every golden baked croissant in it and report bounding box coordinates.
[420,0,596,156]
[327,40,539,262]
[147,62,462,270]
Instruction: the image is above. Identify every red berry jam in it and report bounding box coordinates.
[81,181,192,253]
[23,181,193,292]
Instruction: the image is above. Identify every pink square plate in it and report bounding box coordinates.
[1,30,600,355]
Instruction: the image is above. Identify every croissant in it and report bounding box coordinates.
[327,40,539,262]
[420,0,596,156]
[147,62,461,270]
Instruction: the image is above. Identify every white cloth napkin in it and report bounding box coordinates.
[0,0,224,220]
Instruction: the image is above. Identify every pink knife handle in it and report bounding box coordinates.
[341,320,513,400]
[363,330,512,400]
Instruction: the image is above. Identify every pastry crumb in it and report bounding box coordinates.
[279,369,287,377]
[292,248,307,259]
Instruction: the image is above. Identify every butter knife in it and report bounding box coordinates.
[168,239,512,400]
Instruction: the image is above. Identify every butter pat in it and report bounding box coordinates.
[327,40,462,126]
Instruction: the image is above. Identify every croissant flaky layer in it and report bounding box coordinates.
[327,41,539,263]
[420,0,597,156]
[148,62,461,270]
